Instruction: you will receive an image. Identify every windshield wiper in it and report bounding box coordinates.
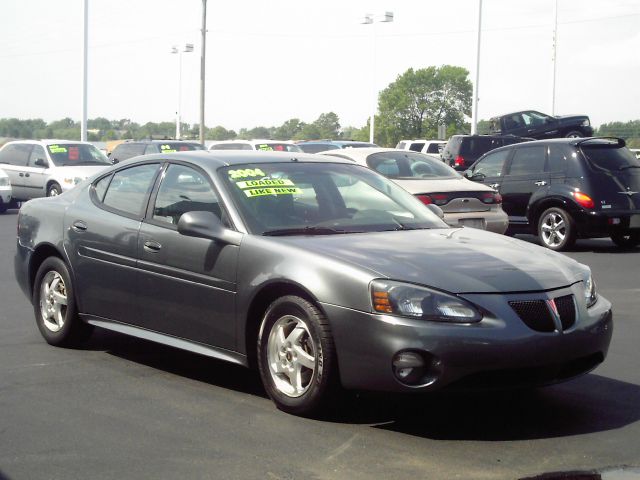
[263,226,354,236]
[619,165,640,171]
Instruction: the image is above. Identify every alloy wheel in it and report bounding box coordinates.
[39,271,68,332]
[540,211,566,248]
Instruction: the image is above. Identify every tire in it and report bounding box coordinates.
[0,201,6,213]
[47,183,62,197]
[610,231,640,248]
[537,207,576,251]
[257,295,338,416]
[565,130,583,138]
[33,257,93,347]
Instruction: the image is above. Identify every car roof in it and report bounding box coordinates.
[120,139,202,144]
[317,147,441,164]
[122,149,356,168]
[3,139,95,146]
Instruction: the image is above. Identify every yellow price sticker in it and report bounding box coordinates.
[244,187,302,197]
[236,179,294,189]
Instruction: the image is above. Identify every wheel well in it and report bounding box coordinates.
[530,199,570,232]
[46,180,61,191]
[244,282,317,369]
[29,245,63,297]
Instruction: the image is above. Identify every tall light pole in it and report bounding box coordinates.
[171,43,194,139]
[551,0,559,115]
[362,11,393,144]
[470,0,482,135]
[81,0,88,141]
[199,0,207,145]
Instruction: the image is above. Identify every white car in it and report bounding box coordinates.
[319,148,509,234]
[0,168,12,213]
[208,139,302,152]
[396,139,447,156]
[0,140,112,200]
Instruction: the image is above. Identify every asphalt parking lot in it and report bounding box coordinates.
[1,208,639,480]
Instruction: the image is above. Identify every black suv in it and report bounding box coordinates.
[490,110,593,139]
[465,137,640,250]
[109,140,204,163]
[441,134,531,171]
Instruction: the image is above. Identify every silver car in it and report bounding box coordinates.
[320,148,509,233]
[0,168,12,213]
[0,139,112,199]
[15,151,612,416]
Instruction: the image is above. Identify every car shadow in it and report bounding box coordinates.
[84,329,639,441]
[515,234,639,254]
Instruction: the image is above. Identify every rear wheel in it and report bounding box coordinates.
[610,231,640,248]
[538,207,576,251]
[47,183,62,197]
[33,257,92,347]
[258,295,338,416]
[565,130,583,138]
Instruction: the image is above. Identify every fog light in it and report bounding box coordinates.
[392,351,427,385]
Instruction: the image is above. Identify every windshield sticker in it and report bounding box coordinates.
[243,187,302,197]
[160,144,177,153]
[49,145,67,153]
[68,146,79,161]
[236,179,295,189]
[228,168,266,179]
[257,144,273,151]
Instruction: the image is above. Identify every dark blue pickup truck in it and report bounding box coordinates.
[490,110,593,139]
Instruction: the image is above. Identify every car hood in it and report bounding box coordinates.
[277,228,585,294]
[555,114,589,121]
[392,176,494,194]
[48,165,111,178]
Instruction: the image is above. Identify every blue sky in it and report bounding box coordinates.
[2,0,639,130]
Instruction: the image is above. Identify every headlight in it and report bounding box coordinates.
[371,279,482,323]
[584,274,597,308]
[581,119,590,127]
[0,177,9,187]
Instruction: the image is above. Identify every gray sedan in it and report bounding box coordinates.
[15,150,613,416]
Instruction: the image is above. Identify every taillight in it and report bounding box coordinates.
[416,194,433,205]
[454,155,465,167]
[431,193,449,206]
[481,192,502,204]
[571,191,594,209]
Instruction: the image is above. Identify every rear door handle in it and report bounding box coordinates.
[144,241,162,253]
[71,220,87,232]
[535,180,547,186]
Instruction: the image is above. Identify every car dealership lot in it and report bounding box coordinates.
[0,210,639,479]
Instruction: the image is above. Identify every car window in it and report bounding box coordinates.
[521,112,547,127]
[28,145,47,167]
[220,163,446,235]
[408,142,424,152]
[506,146,546,175]
[156,143,204,153]
[101,163,159,216]
[152,164,221,226]
[113,143,146,160]
[581,144,640,172]
[93,174,111,202]
[47,143,111,166]
[254,143,303,152]
[547,145,570,172]
[210,143,253,150]
[425,143,441,154]
[472,150,509,178]
[366,151,457,179]
[144,144,158,155]
[0,143,32,166]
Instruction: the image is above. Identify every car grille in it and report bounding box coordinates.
[508,294,576,332]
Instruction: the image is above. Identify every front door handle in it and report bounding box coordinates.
[71,220,87,232]
[489,183,500,189]
[535,180,547,186]
[144,241,162,253]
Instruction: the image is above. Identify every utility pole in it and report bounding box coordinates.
[471,0,482,135]
[199,0,207,145]
[551,0,558,115]
[81,0,88,141]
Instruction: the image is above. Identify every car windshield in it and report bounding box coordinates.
[366,151,459,179]
[47,143,111,166]
[255,143,302,153]
[219,162,447,235]
[157,143,204,153]
[582,144,640,172]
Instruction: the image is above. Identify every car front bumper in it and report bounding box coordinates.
[324,283,612,393]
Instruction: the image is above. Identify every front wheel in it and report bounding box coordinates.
[33,257,92,347]
[258,295,338,416]
[47,183,62,197]
[538,207,576,251]
[565,130,583,138]
[610,231,640,248]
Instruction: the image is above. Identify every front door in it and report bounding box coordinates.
[136,163,239,350]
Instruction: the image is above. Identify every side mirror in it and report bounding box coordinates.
[426,204,445,219]
[463,169,472,179]
[34,158,48,168]
[177,211,241,246]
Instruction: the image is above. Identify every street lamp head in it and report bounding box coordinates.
[362,14,373,24]
[170,46,179,54]
[184,43,194,53]
[382,11,394,22]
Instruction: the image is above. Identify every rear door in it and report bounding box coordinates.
[25,144,50,196]
[499,145,549,221]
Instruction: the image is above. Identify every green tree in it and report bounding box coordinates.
[207,125,236,140]
[377,65,472,146]
[341,124,370,142]
[313,112,340,139]
[273,118,305,140]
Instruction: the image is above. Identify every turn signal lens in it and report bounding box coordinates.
[373,291,393,313]
[571,191,595,209]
